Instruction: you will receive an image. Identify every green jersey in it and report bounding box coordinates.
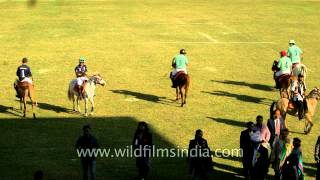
[287,45,302,64]
[278,56,292,72]
[173,54,188,69]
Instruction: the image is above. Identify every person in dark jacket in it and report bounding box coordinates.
[267,109,285,148]
[315,136,320,180]
[240,122,254,180]
[76,125,99,180]
[132,122,153,180]
[188,129,213,180]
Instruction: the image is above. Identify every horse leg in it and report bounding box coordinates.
[89,97,94,115]
[84,98,88,117]
[184,85,188,104]
[175,88,179,100]
[20,98,23,111]
[29,95,36,119]
[180,87,184,107]
[72,95,76,111]
[77,96,81,113]
[304,114,313,134]
[23,96,27,118]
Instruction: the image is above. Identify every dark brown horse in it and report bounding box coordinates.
[16,81,37,118]
[173,72,190,107]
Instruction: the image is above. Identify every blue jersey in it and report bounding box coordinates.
[75,64,88,77]
[16,65,32,81]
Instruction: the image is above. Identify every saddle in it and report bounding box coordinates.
[174,71,186,81]
[287,99,308,112]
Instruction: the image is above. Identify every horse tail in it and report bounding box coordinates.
[270,102,276,119]
[68,86,73,101]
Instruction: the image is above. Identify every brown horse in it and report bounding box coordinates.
[16,81,37,118]
[173,72,190,107]
[270,87,320,134]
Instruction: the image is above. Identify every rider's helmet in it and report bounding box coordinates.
[22,57,28,63]
[179,49,186,55]
[280,50,287,57]
[289,39,295,45]
[79,56,86,63]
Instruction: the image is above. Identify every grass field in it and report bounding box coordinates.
[1,0,320,179]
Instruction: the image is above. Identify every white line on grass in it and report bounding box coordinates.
[197,32,218,42]
[138,41,276,44]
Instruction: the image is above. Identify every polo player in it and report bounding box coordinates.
[75,56,88,98]
[287,40,303,69]
[14,57,33,98]
[170,49,188,88]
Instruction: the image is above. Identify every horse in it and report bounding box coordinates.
[270,87,320,134]
[173,71,190,107]
[68,74,106,116]
[15,81,37,118]
[271,61,307,98]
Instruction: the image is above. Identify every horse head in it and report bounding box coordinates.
[308,87,320,100]
[271,60,279,72]
[90,74,106,86]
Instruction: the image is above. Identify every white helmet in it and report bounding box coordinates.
[289,39,295,44]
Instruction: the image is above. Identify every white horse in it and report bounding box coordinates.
[292,63,307,80]
[68,74,106,116]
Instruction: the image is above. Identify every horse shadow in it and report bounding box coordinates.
[202,90,272,105]
[207,117,247,128]
[212,80,275,92]
[36,102,73,113]
[0,104,21,117]
[17,100,73,113]
[110,90,171,105]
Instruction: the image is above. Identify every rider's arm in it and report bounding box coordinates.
[171,58,176,68]
[16,68,19,77]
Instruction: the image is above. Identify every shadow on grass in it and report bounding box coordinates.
[36,102,73,113]
[207,117,247,128]
[202,90,272,105]
[0,104,22,117]
[110,89,170,105]
[0,116,212,180]
[212,80,275,92]
[15,100,75,114]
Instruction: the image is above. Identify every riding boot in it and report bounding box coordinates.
[298,101,304,120]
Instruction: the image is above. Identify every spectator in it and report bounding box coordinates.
[270,128,292,180]
[132,122,153,180]
[76,125,99,180]
[240,122,254,180]
[267,109,285,148]
[34,170,43,180]
[251,115,270,180]
[281,138,304,180]
[188,129,213,180]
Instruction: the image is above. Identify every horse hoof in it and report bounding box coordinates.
[33,113,36,119]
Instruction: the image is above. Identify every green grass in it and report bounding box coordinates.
[1,0,320,179]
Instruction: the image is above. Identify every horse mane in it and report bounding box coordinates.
[307,88,320,99]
